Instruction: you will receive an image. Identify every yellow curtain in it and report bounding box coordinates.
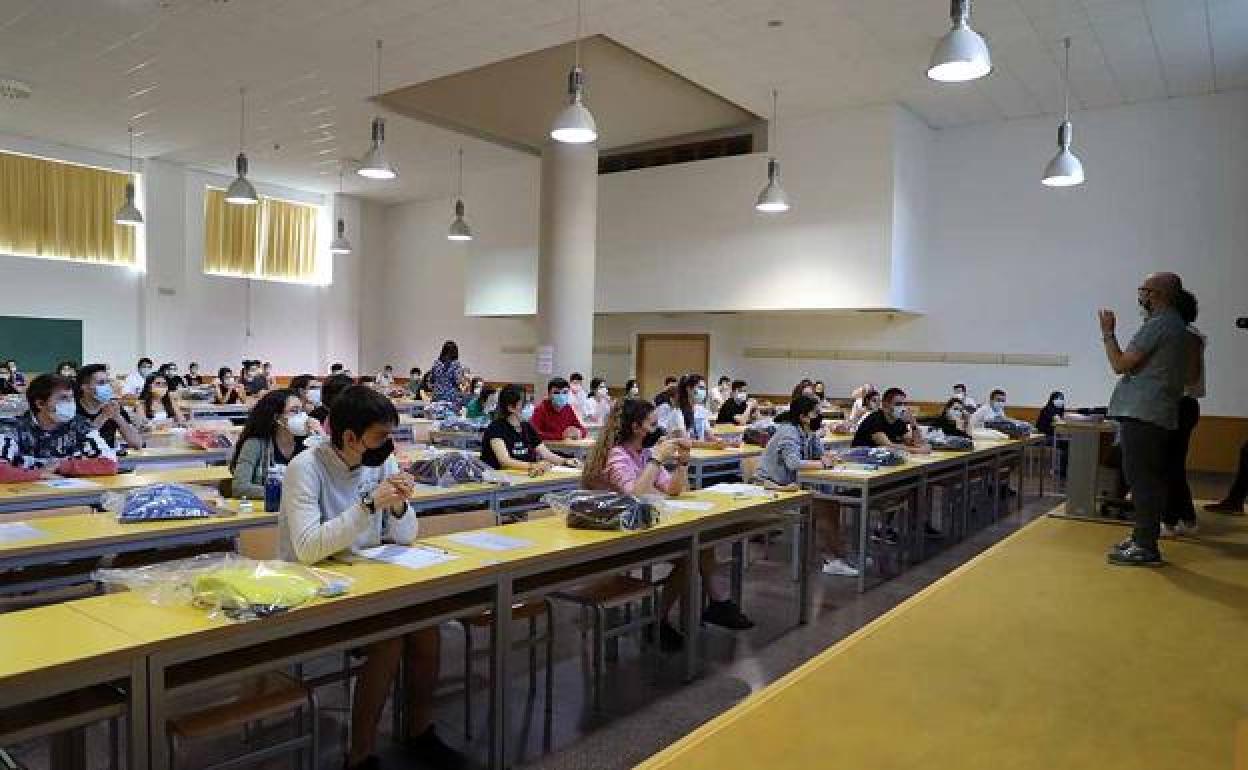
[0,151,136,265]
[259,197,319,281]
[203,188,258,275]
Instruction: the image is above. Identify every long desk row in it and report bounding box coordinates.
[544,440,765,488]
[0,487,815,770]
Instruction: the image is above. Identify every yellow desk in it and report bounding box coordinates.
[541,442,761,489]
[0,466,233,515]
[0,604,150,770]
[119,445,231,470]
[639,514,1248,770]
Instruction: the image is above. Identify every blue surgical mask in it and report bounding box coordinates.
[521,403,535,421]
[892,405,907,420]
[306,388,322,405]
[551,393,569,409]
[693,386,707,403]
[94,384,115,401]
[993,400,1006,412]
[53,401,77,423]
[1052,399,1065,409]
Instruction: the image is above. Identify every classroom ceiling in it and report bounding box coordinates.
[0,0,1244,204]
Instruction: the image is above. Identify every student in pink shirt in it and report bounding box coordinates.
[583,398,754,650]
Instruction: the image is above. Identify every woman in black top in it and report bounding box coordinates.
[138,373,187,426]
[929,398,972,439]
[214,367,246,405]
[480,384,579,474]
[309,373,354,425]
[184,362,205,387]
[1036,391,1066,437]
[158,363,185,391]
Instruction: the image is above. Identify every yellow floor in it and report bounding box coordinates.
[640,511,1248,770]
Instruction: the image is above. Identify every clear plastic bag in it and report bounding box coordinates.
[92,553,354,621]
[105,483,217,522]
[839,447,909,466]
[407,451,507,487]
[434,417,488,434]
[542,489,660,531]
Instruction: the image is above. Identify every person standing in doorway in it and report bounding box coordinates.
[1161,287,1205,536]
[1100,272,1188,566]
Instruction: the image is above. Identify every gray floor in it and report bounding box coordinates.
[4,472,1233,770]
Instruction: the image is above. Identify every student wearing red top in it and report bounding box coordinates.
[529,377,587,441]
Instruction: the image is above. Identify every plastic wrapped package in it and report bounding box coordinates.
[928,434,974,451]
[434,417,488,434]
[407,451,506,487]
[423,401,457,421]
[542,489,660,531]
[105,483,216,522]
[839,447,909,466]
[185,428,235,450]
[55,457,120,477]
[181,385,217,402]
[743,419,776,447]
[92,553,353,621]
[984,418,1034,439]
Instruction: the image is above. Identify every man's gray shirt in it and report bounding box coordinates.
[1108,307,1187,430]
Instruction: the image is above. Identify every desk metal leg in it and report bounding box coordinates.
[797,501,813,624]
[960,463,971,542]
[990,454,1001,522]
[149,658,169,770]
[916,472,929,563]
[857,487,871,594]
[683,534,701,683]
[130,657,150,770]
[491,576,513,769]
[729,540,744,607]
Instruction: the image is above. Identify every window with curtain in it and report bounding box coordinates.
[0,150,137,266]
[203,188,321,282]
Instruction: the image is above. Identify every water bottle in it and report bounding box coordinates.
[264,465,284,512]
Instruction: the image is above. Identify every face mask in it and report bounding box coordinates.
[891,405,907,420]
[139,367,152,377]
[1138,296,1153,318]
[60,369,74,378]
[551,393,569,409]
[151,387,168,398]
[953,390,965,399]
[521,403,535,421]
[359,437,395,468]
[306,388,322,405]
[947,409,964,421]
[596,387,608,398]
[642,428,663,449]
[53,401,77,423]
[734,391,747,403]
[473,386,483,395]
[802,389,814,398]
[868,402,881,412]
[285,412,310,437]
[169,370,179,377]
[223,377,236,386]
[993,400,1006,412]
[693,386,707,403]
[808,415,824,432]
[94,384,115,401]
[628,387,639,398]
[1052,399,1065,409]
[570,383,582,393]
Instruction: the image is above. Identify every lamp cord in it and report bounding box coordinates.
[1062,37,1071,121]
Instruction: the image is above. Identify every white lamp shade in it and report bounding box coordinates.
[330,218,352,254]
[755,158,791,213]
[115,182,143,226]
[1042,147,1085,187]
[357,143,397,180]
[550,101,598,144]
[928,25,992,82]
[224,176,258,205]
[448,217,473,241]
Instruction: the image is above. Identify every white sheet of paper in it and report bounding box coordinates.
[357,544,458,570]
[662,500,716,512]
[444,532,532,551]
[0,522,43,544]
[39,478,103,489]
[703,483,770,497]
[547,466,581,474]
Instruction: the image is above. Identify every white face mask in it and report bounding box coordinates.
[693,386,707,403]
[628,387,639,397]
[521,403,535,421]
[224,377,236,386]
[993,400,1006,412]
[868,401,881,412]
[306,388,322,405]
[53,400,77,423]
[596,387,608,398]
[734,391,748,403]
[285,412,309,437]
[947,408,964,421]
[1052,399,1065,409]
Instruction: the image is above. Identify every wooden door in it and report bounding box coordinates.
[636,334,710,400]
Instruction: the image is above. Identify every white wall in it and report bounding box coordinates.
[0,132,364,377]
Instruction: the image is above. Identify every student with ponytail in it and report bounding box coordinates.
[661,373,725,449]
[584,399,754,651]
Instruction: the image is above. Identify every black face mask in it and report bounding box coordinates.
[808,416,823,432]
[642,428,663,449]
[360,438,395,468]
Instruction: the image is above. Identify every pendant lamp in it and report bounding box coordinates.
[224,87,259,205]
[755,89,790,213]
[1042,37,1085,187]
[550,0,597,144]
[115,125,144,226]
[358,40,397,179]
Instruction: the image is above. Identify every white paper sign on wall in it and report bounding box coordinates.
[536,345,554,375]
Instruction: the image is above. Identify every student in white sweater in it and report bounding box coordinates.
[279,386,463,770]
[970,388,1008,431]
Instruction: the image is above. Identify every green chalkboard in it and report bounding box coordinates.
[0,316,83,375]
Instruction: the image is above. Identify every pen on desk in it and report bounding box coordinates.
[414,541,453,555]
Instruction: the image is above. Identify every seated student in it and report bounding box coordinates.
[791,379,815,401]
[245,361,270,397]
[623,379,641,400]
[583,399,753,648]
[309,373,355,428]
[584,377,613,426]
[123,357,154,396]
[464,384,496,420]
[929,398,972,439]
[952,383,979,411]
[840,388,879,432]
[56,361,79,380]
[465,376,485,404]
[530,377,588,441]
[214,367,247,405]
[970,389,1008,430]
[76,364,143,449]
[137,373,188,428]
[755,396,858,577]
[480,384,579,474]
[375,365,396,388]
[852,387,930,454]
[418,370,434,401]
[664,374,724,449]
[158,362,185,391]
[185,362,205,387]
[0,366,18,395]
[1036,390,1066,438]
[652,376,678,407]
[716,380,759,425]
[567,372,592,423]
[287,375,326,435]
[329,362,346,376]
[1,374,117,472]
[230,389,312,498]
[279,386,462,770]
[4,359,27,389]
[813,380,829,406]
[708,376,732,415]
[406,367,423,398]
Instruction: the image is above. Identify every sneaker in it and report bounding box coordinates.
[659,621,685,652]
[1159,523,1178,538]
[1175,519,1199,536]
[404,725,466,770]
[1205,500,1245,515]
[821,557,860,577]
[1112,536,1134,553]
[702,599,755,630]
[924,524,944,539]
[1107,543,1163,567]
